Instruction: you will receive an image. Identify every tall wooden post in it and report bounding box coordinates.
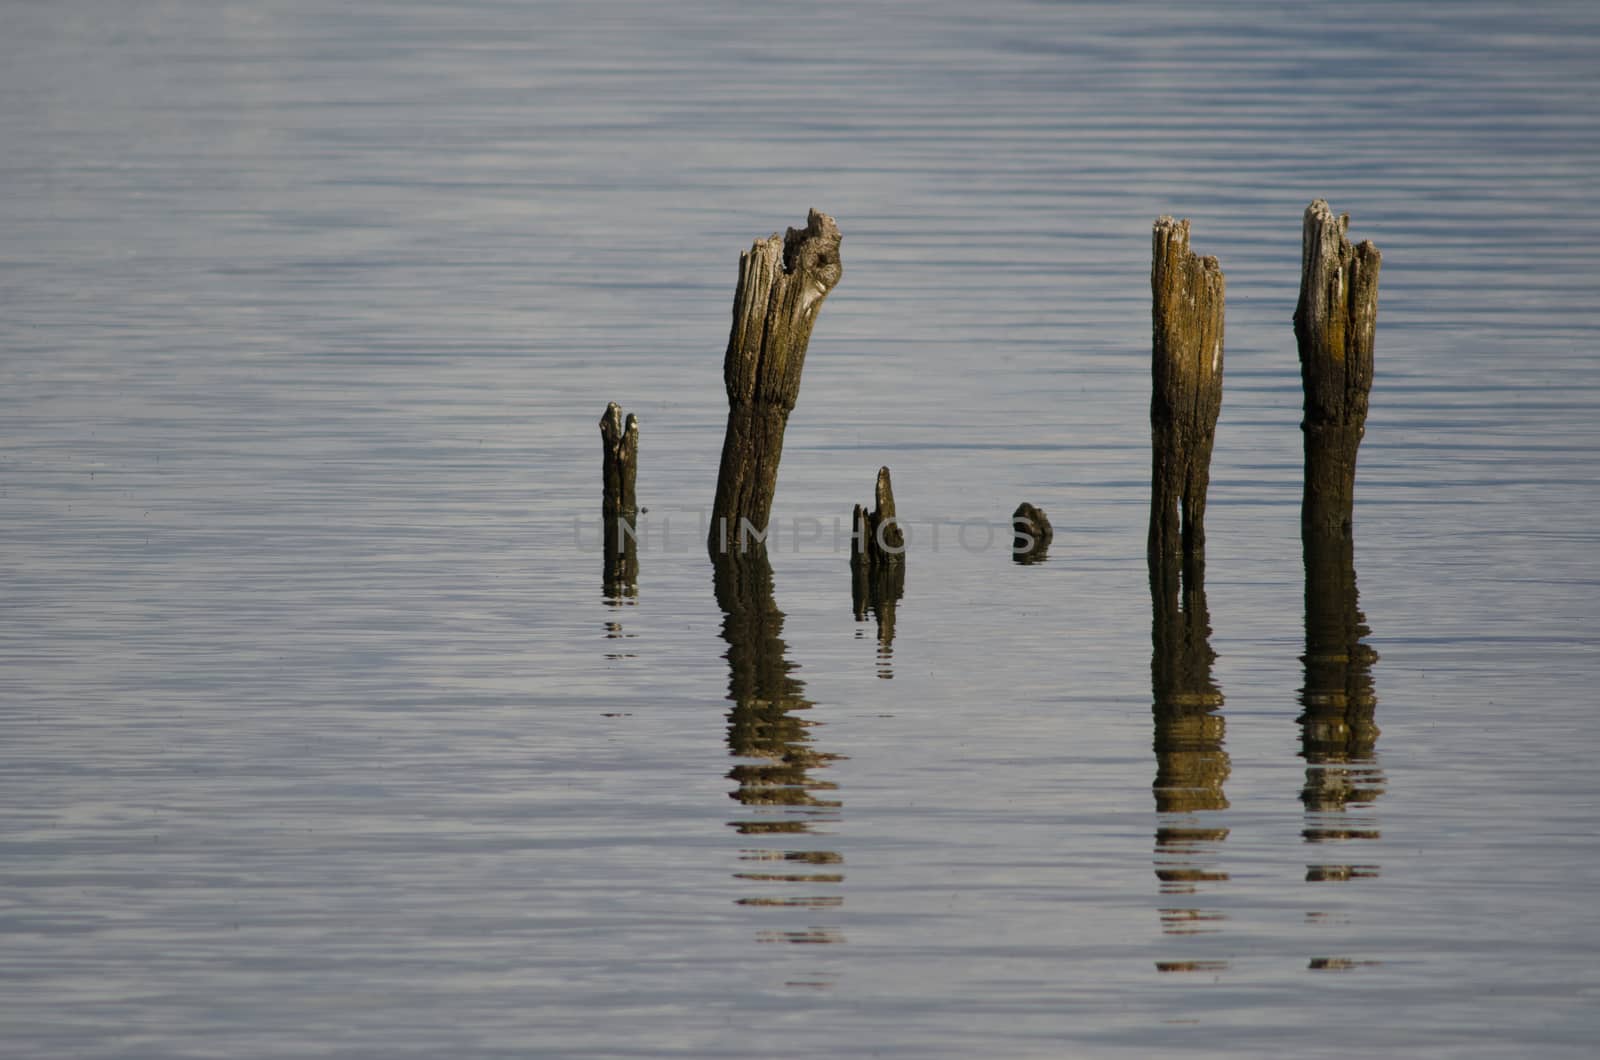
[599,402,638,597]
[1295,199,1381,542]
[1149,217,1226,565]
[599,402,638,518]
[709,210,843,555]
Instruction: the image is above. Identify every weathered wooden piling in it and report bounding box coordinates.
[1295,199,1381,542]
[851,466,904,570]
[599,402,639,598]
[1011,502,1053,564]
[849,467,905,674]
[1149,217,1226,565]
[599,401,638,518]
[709,209,843,554]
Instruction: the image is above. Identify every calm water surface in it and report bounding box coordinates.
[3,2,1599,1056]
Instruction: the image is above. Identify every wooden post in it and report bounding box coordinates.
[599,402,638,518]
[850,466,903,570]
[1149,217,1226,565]
[1295,199,1381,542]
[599,402,638,598]
[709,210,843,555]
[849,468,905,677]
[1011,502,1053,564]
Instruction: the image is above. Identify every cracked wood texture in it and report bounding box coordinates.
[709,209,843,554]
[598,402,639,597]
[1295,199,1381,542]
[851,466,904,569]
[599,401,638,517]
[1149,217,1226,565]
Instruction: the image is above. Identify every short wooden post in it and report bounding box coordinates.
[1011,502,1053,564]
[709,209,843,555]
[846,468,904,675]
[1295,200,1381,542]
[599,402,639,597]
[850,466,903,570]
[1149,217,1226,565]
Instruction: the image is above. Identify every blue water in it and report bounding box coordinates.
[3,2,1598,1056]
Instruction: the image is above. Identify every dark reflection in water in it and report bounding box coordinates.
[1149,555,1230,971]
[1300,528,1384,969]
[1299,531,1384,857]
[602,513,639,604]
[712,548,846,954]
[851,559,904,680]
[601,515,638,657]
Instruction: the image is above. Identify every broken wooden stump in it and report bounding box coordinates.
[849,466,904,676]
[1011,502,1053,564]
[1295,199,1381,543]
[1149,217,1225,566]
[600,401,638,517]
[599,402,639,598]
[851,466,904,570]
[709,209,843,555]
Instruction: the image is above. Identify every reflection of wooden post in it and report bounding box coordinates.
[1150,555,1230,951]
[709,210,843,554]
[1150,558,1228,816]
[1295,200,1381,542]
[599,403,638,598]
[714,548,841,829]
[1150,218,1226,565]
[1011,502,1053,565]
[1300,530,1383,842]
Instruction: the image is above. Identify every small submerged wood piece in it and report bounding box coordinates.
[1295,199,1381,542]
[599,402,639,597]
[709,209,843,554]
[1149,216,1225,565]
[1011,502,1053,564]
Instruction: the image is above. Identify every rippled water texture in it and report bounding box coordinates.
[3,2,1598,1056]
